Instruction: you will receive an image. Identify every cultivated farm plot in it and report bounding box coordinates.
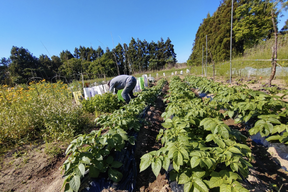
[0,77,288,192]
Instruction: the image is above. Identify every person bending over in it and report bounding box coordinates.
[108,75,137,104]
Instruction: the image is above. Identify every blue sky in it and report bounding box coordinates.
[1,0,288,63]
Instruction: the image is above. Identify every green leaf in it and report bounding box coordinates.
[106,156,114,164]
[69,175,80,192]
[151,158,162,177]
[78,163,85,176]
[192,171,206,178]
[162,122,172,128]
[219,125,230,139]
[220,183,232,192]
[267,117,281,124]
[89,166,100,178]
[82,156,90,164]
[213,136,225,148]
[184,181,192,192]
[230,163,239,172]
[180,148,189,160]
[111,161,122,168]
[228,111,234,119]
[140,154,152,172]
[178,172,190,184]
[243,114,252,123]
[194,178,209,192]
[163,156,170,171]
[266,135,282,142]
[108,168,123,182]
[203,158,213,169]
[206,134,214,142]
[191,156,200,168]
[229,147,241,154]
[173,151,183,167]
[64,184,74,192]
[209,177,223,188]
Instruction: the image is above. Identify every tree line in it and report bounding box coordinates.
[187,0,288,66]
[0,37,177,85]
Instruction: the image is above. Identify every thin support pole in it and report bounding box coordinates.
[206,35,207,77]
[202,45,204,77]
[230,0,234,84]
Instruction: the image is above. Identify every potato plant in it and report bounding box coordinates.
[61,79,167,192]
[185,76,288,144]
[140,77,252,192]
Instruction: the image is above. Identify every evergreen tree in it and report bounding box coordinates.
[9,46,39,84]
[187,0,274,65]
[60,50,74,62]
[114,43,125,74]
[123,43,130,74]
[95,46,104,58]
[0,57,11,85]
[142,39,150,71]
[128,38,138,73]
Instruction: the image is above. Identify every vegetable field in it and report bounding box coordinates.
[0,76,288,192]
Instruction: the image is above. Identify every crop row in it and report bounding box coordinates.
[140,76,252,192]
[61,79,167,192]
[185,76,288,144]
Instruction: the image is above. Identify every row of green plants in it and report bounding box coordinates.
[81,92,124,115]
[0,81,89,147]
[186,76,288,144]
[61,79,167,192]
[140,76,252,192]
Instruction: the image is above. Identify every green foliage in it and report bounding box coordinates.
[140,77,252,192]
[188,0,275,65]
[62,79,167,192]
[234,1,274,50]
[81,92,123,114]
[0,81,89,146]
[184,76,288,146]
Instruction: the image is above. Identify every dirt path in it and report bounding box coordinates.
[135,84,171,192]
[0,143,67,192]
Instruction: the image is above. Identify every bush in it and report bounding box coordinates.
[0,80,89,146]
[81,92,124,114]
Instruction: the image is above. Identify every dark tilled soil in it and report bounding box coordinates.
[229,124,288,192]
[135,84,171,192]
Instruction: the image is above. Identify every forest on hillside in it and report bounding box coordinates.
[0,37,176,85]
[187,0,288,66]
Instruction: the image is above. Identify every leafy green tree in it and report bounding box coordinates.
[234,0,274,50]
[9,46,39,84]
[95,46,104,58]
[39,54,55,80]
[156,38,166,69]
[60,50,74,62]
[0,57,11,85]
[128,38,138,73]
[142,39,150,71]
[114,43,125,74]
[51,55,62,75]
[280,19,288,33]
[165,37,177,66]
[136,38,144,72]
[188,0,274,66]
[123,43,130,74]
[74,48,80,59]
[59,58,82,80]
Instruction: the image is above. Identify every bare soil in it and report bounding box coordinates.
[135,84,171,192]
[0,143,67,192]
